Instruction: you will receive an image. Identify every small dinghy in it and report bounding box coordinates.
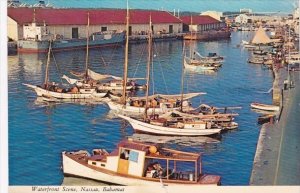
[250,102,280,112]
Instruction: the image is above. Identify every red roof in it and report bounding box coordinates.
[180,15,220,25]
[8,7,182,25]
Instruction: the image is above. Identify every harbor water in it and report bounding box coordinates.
[8,31,274,185]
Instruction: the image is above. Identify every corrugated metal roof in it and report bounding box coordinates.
[8,7,182,25]
[180,15,221,25]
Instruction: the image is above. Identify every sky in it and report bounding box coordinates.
[17,0,298,13]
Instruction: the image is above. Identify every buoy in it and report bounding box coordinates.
[149,146,157,154]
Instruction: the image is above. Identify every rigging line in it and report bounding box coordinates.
[151,53,155,95]
[107,42,119,66]
[132,43,147,78]
[51,51,63,84]
[153,42,169,94]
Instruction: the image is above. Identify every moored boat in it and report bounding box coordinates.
[18,31,125,53]
[250,102,280,112]
[117,114,222,136]
[62,139,221,186]
[106,93,203,115]
[23,40,108,100]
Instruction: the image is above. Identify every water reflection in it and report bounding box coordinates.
[129,133,220,146]
[34,96,106,107]
[184,68,218,75]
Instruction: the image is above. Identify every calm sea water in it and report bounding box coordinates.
[19,0,295,13]
[8,31,274,185]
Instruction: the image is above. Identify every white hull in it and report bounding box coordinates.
[24,84,107,99]
[118,115,221,136]
[106,101,179,114]
[184,58,217,71]
[250,103,280,111]
[62,152,218,186]
[98,85,133,91]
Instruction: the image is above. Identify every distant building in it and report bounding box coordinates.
[7,7,183,41]
[180,15,226,32]
[240,8,252,14]
[200,11,223,21]
[235,14,250,24]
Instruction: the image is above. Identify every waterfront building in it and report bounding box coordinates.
[234,14,251,24]
[239,8,252,14]
[7,7,183,41]
[180,15,226,32]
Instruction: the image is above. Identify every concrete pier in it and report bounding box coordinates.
[250,67,300,185]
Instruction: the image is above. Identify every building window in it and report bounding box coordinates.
[101,164,106,167]
[101,26,107,32]
[92,162,96,165]
[72,27,78,39]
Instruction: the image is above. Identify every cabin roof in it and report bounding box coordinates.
[8,7,182,25]
[180,15,221,25]
[118,140,149,152]
[117,140,201,161]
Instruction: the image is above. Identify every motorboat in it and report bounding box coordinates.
[62,139,221,186]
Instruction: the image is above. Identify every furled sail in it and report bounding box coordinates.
[129,92,206,101]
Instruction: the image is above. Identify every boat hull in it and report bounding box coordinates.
[184,58,217,71]
[250,103,280,111]
[24,84,107,99]
[183,31,231,40]
[18,33,125,53]
[118,115,221,136]
[106,101,179,114]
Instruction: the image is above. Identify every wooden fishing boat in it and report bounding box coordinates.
[62,139,221,186]
[23,39,108,99]
[183,57,219,71]
[106,93,203,114]
[247,58,264,64]
[117,114,221,136]
[23,83,107,99]
[250,102,280,112]
[66,70,145,91]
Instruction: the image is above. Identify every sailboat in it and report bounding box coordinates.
[182,17,221,72]
[63,12,145,92]
[116,17,221,136]
[24,13,108,100]
[106,13,204,114]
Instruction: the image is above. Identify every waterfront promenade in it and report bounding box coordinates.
[250,69,300,185]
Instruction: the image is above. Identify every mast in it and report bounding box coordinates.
[180,41,185,112]
[189,15,193,59]
[44,40,52,86]
[144,14,153,120]
[121,0,129,104]
[287,25,290,87]
[85,12,90,81]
